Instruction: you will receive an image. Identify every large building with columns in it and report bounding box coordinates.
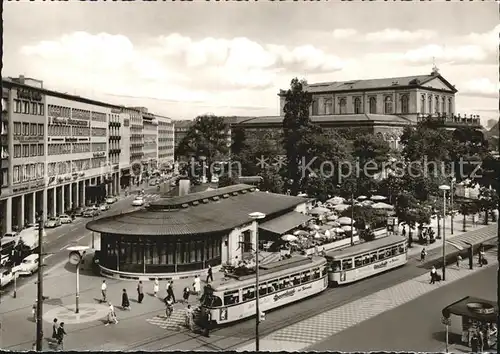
[0,77,174,235]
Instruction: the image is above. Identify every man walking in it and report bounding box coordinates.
[137,281,144,304]
[206,265,213,283]
[56,322,67,350]
[101,280,107,302]
[202,310,212,338]
[167,281,176,303]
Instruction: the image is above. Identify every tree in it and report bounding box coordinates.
[176,115,230,179]
[218,174,239,188]
[457,201,473,232]
[395,192,420,246]
[282,78,313,195]
[352,134,391,169]
[478,187,499,224]
[259,167,285,194]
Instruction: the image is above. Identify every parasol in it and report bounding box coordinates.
[337,216,355,225]
[370,195,387,201]
[294,230,309,236]
[326,220,340,227]
[281,234,298,242]
[309,207,330,215]
[371,202,394,210]
[357,195,368,200]
[333,204,350,212]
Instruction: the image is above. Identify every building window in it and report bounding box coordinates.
[400,95,409,114]
[13,144,21,158]
[421,95,426,114]
[311,100,319,115]
[428,95,432,113]
[23,101,29,114]
[22,123,29,135]
[384,96,393,114]
[1,169,8,188]
[369,97,376,114]
[339,98,347,114]
[13,166,20,184]
[354,97,362,114]
[38,124,44,136]
[38,144,44,156]
[324,99,333,115]
[14,99,21,113]
[30,144,36,156]
[441,96,446,114]
[435,96,439,113]
[22,144,29,157]
[448,98,452,114]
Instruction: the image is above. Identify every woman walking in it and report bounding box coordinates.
[106,302,118,326]
[153,278,159,297]
[52,318,59,340]
[121,289,130,310]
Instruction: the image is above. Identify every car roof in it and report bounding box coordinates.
[24,254,39,260]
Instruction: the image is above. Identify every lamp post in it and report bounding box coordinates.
[248,211,266,352]
[35,211,44,351]
[67,246,90,314]
[450,178,455,235]
[439,185,450,281]
[350,191,355,246]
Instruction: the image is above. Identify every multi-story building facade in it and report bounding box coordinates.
[141,111,158,171]
[173,120,193,151]
[156,115,175,170]
[128,107,144,181]
[0,77,133,233]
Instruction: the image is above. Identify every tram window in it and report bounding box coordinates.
[362,255,370,265]
[278,278,286,290]
[292,274,301,286]
[301,271,310,283]
[398,244,405,254]
[371,252,378,262]
[269,282,278,293]
[385,249,392,258]
[378,249,386,260]
[283,277,291,288]
[354,256,362,268]
[322,267,328,277]
[224,290,240,305]
[332,261,341,271]
[342,259,353,270]
[392,246,398,256]
[312,268,320,279]
[242,286,255,301]
[259,285,267,296]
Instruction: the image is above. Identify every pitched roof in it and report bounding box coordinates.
[86,185,309,236]
[279,73,457,94]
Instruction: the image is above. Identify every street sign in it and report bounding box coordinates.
[441,316,451,326]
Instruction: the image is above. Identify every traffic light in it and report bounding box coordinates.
[259,311,265,322]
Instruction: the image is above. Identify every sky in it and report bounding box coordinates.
[3,1,499,127]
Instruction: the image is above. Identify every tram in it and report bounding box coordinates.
[200,255,328,325]
[326,235,408,285]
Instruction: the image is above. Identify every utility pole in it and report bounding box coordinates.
[36,211,44,351]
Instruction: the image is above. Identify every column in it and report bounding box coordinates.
[52,188,56,217]
[68,184,73,210]
[75,182,80,207]
[19,194,25,228]
[82,180,87,206]
[30,192,36,225]
[43,188,48,222]
[5,197,12,233]
[115,173,120,195]
[61,185,65,214]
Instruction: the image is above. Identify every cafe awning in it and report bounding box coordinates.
[259,212,312,235]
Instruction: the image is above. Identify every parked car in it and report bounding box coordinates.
[83,208,100,217]
[13,254,39,275]
[132,196,145,206]
[0,267,14,287]
[106,196,117,204]
[44,217,61,228]
[73,207,85,216]
[99,204,110,211]
[59,214,73,224]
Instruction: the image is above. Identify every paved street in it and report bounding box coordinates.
[308,263,497,352]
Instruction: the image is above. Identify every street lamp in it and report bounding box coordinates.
[248,211,266,352]
[450,178,456,235]
[439,184,450,281]
[350,191,355,246]
[67,246,90,314]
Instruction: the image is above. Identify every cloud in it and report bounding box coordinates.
[365,29,435,43]
[459,78,499,99]
[332,29,357,39]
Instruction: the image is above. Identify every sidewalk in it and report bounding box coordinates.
[405,214,489,258]
[0,263,216,351]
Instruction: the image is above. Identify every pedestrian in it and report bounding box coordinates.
[52,318,59,340]
[165,295,174,319]
[153,278,159,297]
[121,289,130,310]
[479,246,486,267]
[193,275,201,296]
[137,281,144,304]
[105,302,118,325]
[478,329,485,352]
[470,332,479,353]
[430,266,437,284]
[167,280,176,303]
[183,286,191,304]
[185,305,194,332]
[165,280,171,296]
[456,254,462,269]
[101,280,107,302]
[56,322,67,349]
[402,225,406,237]
[420,248,427,262]
[202,310,212,337]
[206,265,213,283]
